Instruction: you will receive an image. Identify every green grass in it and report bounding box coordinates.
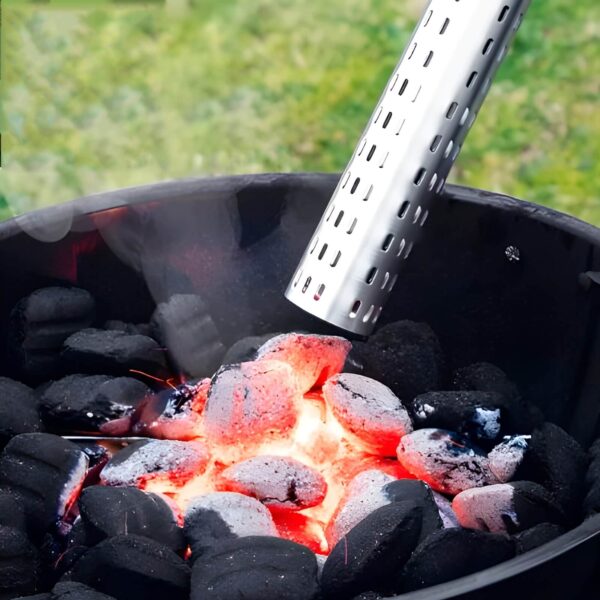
[2,0,599,224]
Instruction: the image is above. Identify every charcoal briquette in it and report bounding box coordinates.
[151,294,226,378]
[513,522,566,554]
[351,594,384,600]
[221,333,280,365]
[0,525,39,598]
[78,486,184,551]
[401,528,515,592]
[584,480,600,516]
[70,534,190,600]
[353,320,446,401]
[0,377,43,449]
[40,375,150,433]
[0,487,28,531]
[190,536,319,600]
[432,491,459,528]
[104,320,153,338]
[322,502,423,599]
[51,582,117,600]
[0,433,88,538]
[61,329,167,378]
[487,434,529,483]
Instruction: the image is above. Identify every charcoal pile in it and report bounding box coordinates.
[0,285,593,600]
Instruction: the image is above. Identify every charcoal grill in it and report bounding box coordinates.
[1,173,599,599]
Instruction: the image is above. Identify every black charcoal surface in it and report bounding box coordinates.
[40,375,150,433]
[8,287,95,382]
[61,329,167,378]
[351,594,384,600]
[401,528,515,592]
[191,536,319,600]
[221,333,280,364]
[514,423,587,518]
[70,534,190,600]
[0,377,43,449]
[78,486,184,551]
[452,481,565,535]
[51,582,116,600]
[0,525,39,599]
[0,433,88,538]
[322,502,423,599]
[513,522,566,554]
[353,320,446,401]
[151,294,226,378]
[585,442,600,515]
[184,492,277,558]
[0,488,28,531]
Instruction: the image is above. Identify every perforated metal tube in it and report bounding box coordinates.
[286,0,531,336]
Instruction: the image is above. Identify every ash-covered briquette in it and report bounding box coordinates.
[323,373,413,456]
[322,502,423,599]
[190,536,319,600]
[151,294,226,379]
[69,534,190,600]
[130,378,210,441]
[453,481,565,535]
[352,320,446,401]
[219,455,327,511]
[401,528,515,592]
[432,491,459,528]
[513,522,566,554]
[104,320,153,338]
[61,328,168,378]
[8,287,95,382]
[0,524,39,598]
[78,486,184,551]
[203,360,300,448]
[100,439,209,488]
[0,377,43,449]
[39,375,150,433]
[255,332,351,393]
[487,435,529,484]
[0,433,88,539]
[221,333,280,365]
[396,429,492,495]
[513,423,587,519]
[184,492,278,558]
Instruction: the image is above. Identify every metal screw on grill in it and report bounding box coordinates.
[286,0,532,336]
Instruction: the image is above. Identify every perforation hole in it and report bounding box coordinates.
[412,85,422,102]
[430,135,442,152]
[326,205,335,221]
[342,172,351,188]
[460,107,470,125]
[309,237,319,254]
[390,73,399,91]
[397,238,406,257]
[331,251,341,267]
[383,112,392,129]
[483,38,494,55]
[446,102,458,119]
[388,274,399,292]
[318,243,328,260]
[413,206,422,224]
[408,43,417,59]
[497,45,508,62]
[420,209,429,227]
[314,284,325,301]
[452,143,461,161]
[366,267,378,285]
[302,276,312,293]
[382,234,394,252]
[351,177,360,194]
[396,119,406,136]
[466,72,478,88]
[293,269,303,287]
[367,145,376,161]
[428,173,438,191]
[347,218,357,235]
[436,177,445,193]
[440,18,450,34]
[398,78,409,96]
[381,272,390,289]
[374,106,383,123]
[349,300,361,319]
[364,185,374,202]
[468,110,476,128]
[424,10,433,27]
[398,200,410,219]
[414,168,427,186]
[498,5,510,22]
[357,138,367,156]
[513,13,523,31]
[444,140,454,158]
[379,152,389,168]
[334,211,344,227]
[423,51,434,67]
[404,241,414,260]
[372,307,383,324]
[363,305,375,323]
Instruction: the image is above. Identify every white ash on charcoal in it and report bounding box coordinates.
[203,360,300,450]
[401,528,515,592]
[69,534,190,600]
[487,435,529,483]
[0,377,43,450]
[0,524,40,598]
[255,332,351,393]
[513,422,587,519]
[184,492,278,558]
[221,332,281,365]
[396,429,493,495]
[0,433,88,540]
[352,321,446,401]
[190,536,319,600]
[78,486,184,552]
[151,294,226,379]
[453,481,565,535]
[104,320,153,338]
[432,491,459,528]
[129,379,210,441]
[218,455,327,510]
[323,373,413,456]
[61,329,168,378]
[322,502,423,599]
[39,375,150,433]
[8,287,95,382]
[513,522,566,554]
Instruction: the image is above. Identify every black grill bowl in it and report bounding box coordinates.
[1,173,599,599]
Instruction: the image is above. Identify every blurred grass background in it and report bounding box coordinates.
[2,0,599,223]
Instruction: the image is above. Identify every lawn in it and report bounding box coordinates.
[2,0,599,224]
